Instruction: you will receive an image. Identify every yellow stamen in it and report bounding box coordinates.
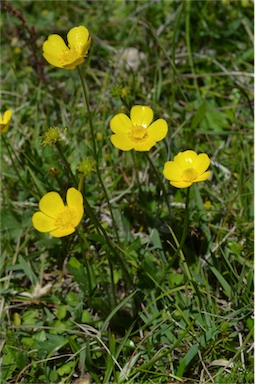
[182,168,198,181]
[54,207,78,230]
[128,125,148,143]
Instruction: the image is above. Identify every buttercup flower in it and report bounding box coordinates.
[77,158,95,177]
[163,150,211,188]
[42,126,66,146]
[32,187,84,237]
[42,26,91,70]
[110,105,168,151]
[0,109,12,134]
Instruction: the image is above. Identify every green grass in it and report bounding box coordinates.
[1,1,254,383]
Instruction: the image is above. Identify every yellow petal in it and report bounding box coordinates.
[0,109,12,133]
[194,171,211,182]
[163,161,182,180]
[147,118,168,142]
[130,106,153,128]
[43,34,67,67]
[67,26,91,55]
[170,180,192,188]
[39,191,65,218]
[133,137,156,151]
[63,57,84,70]
[0,124,9,134]
[3,109,12,124]
[110,113,132,134]
[110,134,134,151]
[32,212,57,233]
[50,227,75,238]
[193,153,210,175]
[43,52,64,68]
[66,187,84,226]
[174,150,198,171]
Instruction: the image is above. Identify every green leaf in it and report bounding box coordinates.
[81,309,92,323]
[190,101,207,130]
[65,291,80,307]
[57,361,76,376]
[0,351,17,382]
[176,343,199,376]
[67,257,88,295]
[16,255,38,285]
[209,266,232,299]
[37,334,68,357]
[56,305,67,320]
[0,209,23,239]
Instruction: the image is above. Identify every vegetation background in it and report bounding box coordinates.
[0,0,254,383]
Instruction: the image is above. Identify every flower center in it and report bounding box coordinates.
[128,125,148,143]
[61,48,80,65]
[54,206,78,230]
[182,168,198,181]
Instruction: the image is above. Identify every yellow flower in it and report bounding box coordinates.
[42,26,91,70]
[204,200,211,210]
[110,105,168,151]
[32,187,84,237]
[163,150,211,188]
[0,109,13,134]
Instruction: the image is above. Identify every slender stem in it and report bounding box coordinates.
[173,187,192,279]
[169,3,184,119]
[96,167,120,242]
[55,132,132,291]
[170,187,191,262]
[77,227,93,300]
[1,135,29,191]
[55,142,77,186]
[82,194,133,290]
[76,66,97,157]
[131,151,140,188]
[76,66,120,241]
[145,152,171,214]
[0,236,21,320]
[108,257,117,307]
[77,171,117,307]
[168,225,192,281]
[178,186,190,253]
[159,188,191,287]
[185,0,200,97]
[78,174,85,192]
[76,67,133,294]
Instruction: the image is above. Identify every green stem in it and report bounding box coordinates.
[171,187,192,280]
[78,174,85,192]
[159,187,192,286]
[145,152,171,214]
[77,66,97,157]
[78,174,117,307]
[131,151,140,188]
[169,3,184,119]
[55,142,77,187]
[1,135,29,191]
[168,225,192,281]
[108,257,117,308]
[55,128,131,296]
[76,66,120,241]
[178,186,190,253]
[82,194,132,290]
[77,227,93,301]
[185,0,200,97]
